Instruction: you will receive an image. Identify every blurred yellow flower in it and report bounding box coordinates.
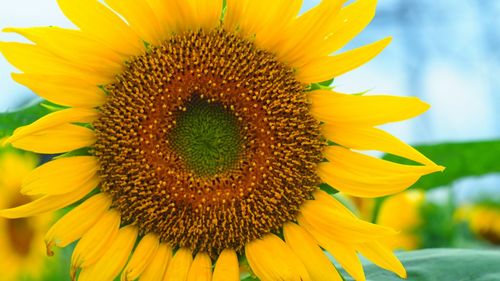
[349,196,376,221]
[377,190,425,250]
[457,205,500,245]
[0,149,53,281]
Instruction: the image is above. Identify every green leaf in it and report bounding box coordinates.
[53,147,92,159]
[318,78,334,87]
[319,182,339,195]
[40,100,68,112]
[383,140,500,190]
[310,78,335,91]
[340,249,500,281]
[241,276,259,281]
[418,198,457,248]
[0,100,52,138]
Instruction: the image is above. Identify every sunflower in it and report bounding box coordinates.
[0,148,53,281]
[0,0,443,280]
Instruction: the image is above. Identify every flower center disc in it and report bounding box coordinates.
[93,29,324,256]
[169,96,243,177]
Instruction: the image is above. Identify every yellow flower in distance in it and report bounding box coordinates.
[0,1,444,280]
[0,149,53,281]
[458,205,500,245]
[377,190,426,251]
[348,196,376,222]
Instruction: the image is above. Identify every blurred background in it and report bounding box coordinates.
[0,0,499,280]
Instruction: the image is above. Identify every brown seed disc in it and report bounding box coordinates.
[93,28,324,256]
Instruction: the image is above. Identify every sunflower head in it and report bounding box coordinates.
[0,0,443,280]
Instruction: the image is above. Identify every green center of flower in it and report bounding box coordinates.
[170,96,242,176]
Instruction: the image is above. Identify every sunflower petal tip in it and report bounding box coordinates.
[10,72,21,79]
[419,98,431,109]
[427,164,445,173]
[396,268,408,279]
[2,27,15,33]
[375,37,392,51]
[404,96,431,116]
[1,136,12,147]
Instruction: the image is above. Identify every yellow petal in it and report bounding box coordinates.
[4,26,123,77]
[245,234,311,281]
[314,234,365,281]
[297,218,366,281]
[324,241,365,281]
[185,0,223,30]
[104,0,164,45]
[225,0,302,49]
[121,233,160,281]
[5,107,98,140]
[143,0,221,34]
[187,252,213,281]
[318,146,444,197]
[309,90,430,126]
[78,225,138,281]
[319,0,378,55]
[0,42,107,84]
[57,0,143,57]
[21,156,98,196]
[71,209,121,275]
[9,124,95,154]
[0,176,98,218]
[145,0,177,36]
[357,242,407,278]
[213,249,238,281]
[312,189,357,218]
[5,108,98,154]
[45,193,111,252]
[12,73,106,108]
[283,222,342,281]
[298,199,396,242]
[275,0,345,67]
[140,243,173,281]
[322,125,436,166]
[296,37,391,84]
[318,162,425,198]
[321,145,441,177]
[163,248,193,281]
